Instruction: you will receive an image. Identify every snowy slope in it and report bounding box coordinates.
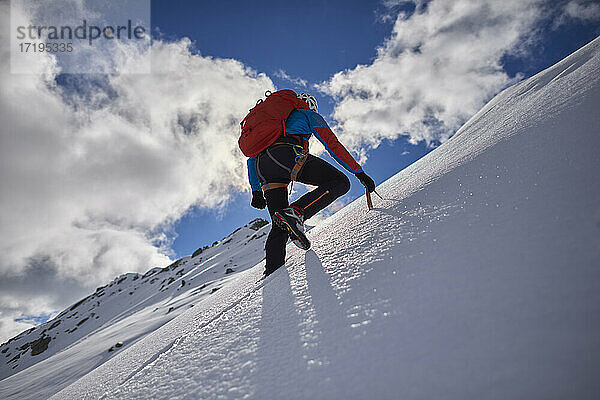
[12,36,600,399]
[0,219,269,399]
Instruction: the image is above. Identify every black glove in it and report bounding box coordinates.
[251,190,266,209]
[355,171,376,193]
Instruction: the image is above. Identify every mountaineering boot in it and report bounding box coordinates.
[273,206,311,250]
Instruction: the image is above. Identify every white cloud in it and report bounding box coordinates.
[554,0,600,28]
[566,0,600,21]
[318,0,548,161]
[0,1,273,342]
[274,69,308,88]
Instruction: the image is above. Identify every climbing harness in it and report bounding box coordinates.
[260,139,309,193]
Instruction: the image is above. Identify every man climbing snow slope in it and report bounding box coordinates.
[240,90,376,277]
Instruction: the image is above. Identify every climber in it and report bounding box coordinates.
[243,91,375,277]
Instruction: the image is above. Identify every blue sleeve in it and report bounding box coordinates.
[305,110,330,130]
[247,157,261,191]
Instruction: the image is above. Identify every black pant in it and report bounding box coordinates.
[256,144,351,272]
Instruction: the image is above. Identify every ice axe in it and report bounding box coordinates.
[366,187,373,210]
[365,188,384,210]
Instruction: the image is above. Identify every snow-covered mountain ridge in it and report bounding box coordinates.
[46,36,600,400]
[3,35,600,400]
[0,218,269,396]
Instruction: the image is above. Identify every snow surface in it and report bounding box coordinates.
[6,36,600,400]
[0,219,269,399]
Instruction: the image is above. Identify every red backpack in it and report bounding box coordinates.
[239,89,310,157]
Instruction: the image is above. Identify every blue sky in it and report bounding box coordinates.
[151,0,600,259]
